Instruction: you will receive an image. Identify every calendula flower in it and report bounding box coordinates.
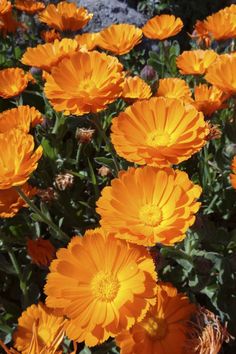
[116,282,196,354]
[176,50,218,75]
[0,183,36,218]
[190,20,211,48]
[38,1,93,31]
[156,77,192,102]
[230,156,236,189]
[111,97,208,167]
[0,129,43,190]
[44,51,124,115]
[0,0,12,15]
[142,14,183,40]
[97,24,143,55]
[27,238,56,267]
[203,10,236,41]
[75,32,99,50]
[44,229,157,346]
[41,29,61,43]
[21,38,79,72]
[193,84,227,116]
[0,105,43,133]
[121,76,152,102]
[0,11,25,35]
[96,166,202,246]
[15,0,45,14]
[13,302,66,354]
[0,68,31,99]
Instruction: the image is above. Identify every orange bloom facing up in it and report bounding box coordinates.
[0,129,43,190]
[142,14,183,40]
[121,76,152,102]
[111,97,208,167]
[44,51,124,116]
[13,302,66,354]
[38,1,93,32]
[40,29,61,43]
[230,156,236,189]
[0,183,36,218]
[156,77,192,102]
[21,38,79,72]
[96,166,202,246]
[0,105,43,133]
[97,24,143,55]
[176,50,218,75]
[116,282,196,354]
[44,229,157,346]
[0,0,12,15]
[27,238,56,267]
[0,68,31,99]
[203,10,236,41]
[75,32,99,51]
[15,0,45,14]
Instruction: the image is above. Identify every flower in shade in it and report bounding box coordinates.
[0,12,25,36]
[0,183,37,218]
[111,97,208,167]
[121,76,152,102]
[203,10,236,41]
[0,105,43,133]
[176,50,218,75]
[0,0,12,15]
[190,20,211,48]
[156,77,192,102]
[0,68,31,99]
[0,129,43,189]
[38,1,93,32]
[230,156,236,189]
[116,282,196,354]
[27,238,56,267]
[44,51,124,116]
[15,0,45,14]
[13,302,66,354]
[75,32,99,50]
[44,229,157,346]
[21,38,79,72]
[96,166,202,246]
[40,29,61,43]
[97,24,143,55]
[193,84,228,116]
[142,14,183,40]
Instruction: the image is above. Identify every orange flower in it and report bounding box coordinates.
[0,0,12,15]
[176,50,218,75]
[44,229,157,346]
[15,0,45,14]
[21,38,79,72]
[203,10,236,41]
[0,105,43,133]
[13,302,66,354]
[0,129,43,189]
[193,84,228,116]
[0,68,31,98]
[156,77,192,102]
[75,32,99,50]
[97,24,143,55]
[116,282,196,354]
[190,20,211,48]
[41,29,61,43]
[121,76,152,102]
[142,14,183,40]
[96,166,202,246]
[44,51,124,116]
[27,238,56,267]
[111,97,208,167]
[230,156,236,189]
[38,1,93,32]
[0,11,25,35]
[0,183,36,218]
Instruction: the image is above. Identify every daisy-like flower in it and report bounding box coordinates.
[41,29,61,43]
[203,10,236,41]
[96,166,202,246]
[116,282,196,354]
[111,97,208,167]
[0,68,31,99]
[142,14,183,40]
[0,0,12,15]
[156,77,192,102]
[21,38,79,72]
[44,51,124,116]
[193,84,228,116]
[44,229,157,346]
[0,183,36,218]
[230,156,236,189]
[0,129,43,190]
[15,0,45,14]
[176,50,218,75]
[38,1,93,32]
[121,76,152,102]
[27,238,56,267]
[97,24,143,55]
[0,105,43,133]
[13,302,66,354]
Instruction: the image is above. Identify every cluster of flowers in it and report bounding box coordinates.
[0,0,235,353]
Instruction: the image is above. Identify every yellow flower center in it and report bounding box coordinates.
[91,271,120,302]
[144,317,167,339]
[37,324,54,345]
[146,131,171,147]
[10,84,19,93]
[139,204,162,226]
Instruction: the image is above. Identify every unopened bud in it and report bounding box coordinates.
[98,166,111,177]
[140,65,158,82]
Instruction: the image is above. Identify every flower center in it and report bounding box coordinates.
[11,84,19,93]
[91,271,120,302]
[139,204,162,227]
[37,324,53,345]
[144,317,167,339]
[146,131,171,147]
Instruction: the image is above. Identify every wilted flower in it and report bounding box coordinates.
[15,0,45,14]
[193,84,228,116]
[75,32,99,50]
[27,238,56,267]
[0,68,31,98]
[75,127,95,144]
[98,166,111,177]
[37,187,58,203]
[121,76,152,102]
[55,172,74,191]
[230,156,236,189]
[142,14,183,40]
[40,29,61,43]
[0,0,12,15]
[176,50,218,75]
[156,77,192,101]
[206,122,222,141]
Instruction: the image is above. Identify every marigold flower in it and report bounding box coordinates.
[41,29,61,43]
[27,238,56,267]
[0,0,12,15]
[193,84,227,116]
[21,38,79,72]
[44,229,157,346]
[38,1,93,32]
[111,97,208,167]
[75,32,99,50]
[116,282,196,354]
[0,129,43,190]
[176,50,218,75]
[15,0,45,14]
[203,10,236,41]
[97,24,143,55]
[96,166,202,246]
[230,156,236,189]
[121,76,152,102]
[156,77,192,102]
[142,14,183,40]
[0,68,31,99]
[44,51,124,116]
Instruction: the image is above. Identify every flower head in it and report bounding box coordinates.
[41,29,61,43]
[44,229,157,346]
[0,12,25,35]
[156,77,192,102]
[142,14,183,40]
[75,32,99,50]
[96,166,202,246]
[193,84,228,116]
[0,68,31,98]
[0,0,12,15]
[176,50,218,75]
[230,156,236,189]
[203,10,236,41]
[15,0,45,14]
[27,238,56,267]
[190,20,211,48]
[121,76,152,102]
